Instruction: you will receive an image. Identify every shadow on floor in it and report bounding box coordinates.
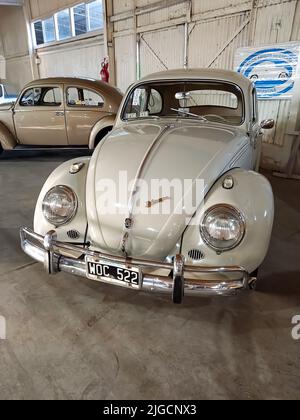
[0,149,93,162]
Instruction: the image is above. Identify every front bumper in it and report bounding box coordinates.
[20,227,255,302]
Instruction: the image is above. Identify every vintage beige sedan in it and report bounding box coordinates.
[0,77,122,154]
[21,69,275,304]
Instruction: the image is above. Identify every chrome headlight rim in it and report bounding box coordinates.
[42,185,78,227]
[200,204,246,252]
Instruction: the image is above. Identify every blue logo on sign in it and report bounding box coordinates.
[238,48,298,98]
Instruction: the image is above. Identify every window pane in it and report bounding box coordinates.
[42,87,62,106]
[73,4,87,36]
[179,90,238,109]
[56,9,71,40]
[4,83,18,96]
[43,17,55,43]
[34,21,44,45]
[87,0,103,31]
[123,82,244,125]
[0,85,3,98]
[83,89,104,106]
[33,88,42,104]
[67,87,104,107]
[67,87,80,105]
[20,89,34,106]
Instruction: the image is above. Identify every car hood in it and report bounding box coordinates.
[86,120,248,259]
[0,102,14,110]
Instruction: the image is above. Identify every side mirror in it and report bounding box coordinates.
[261,119,275,130]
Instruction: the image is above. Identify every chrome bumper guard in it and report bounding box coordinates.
[20,227,253,303]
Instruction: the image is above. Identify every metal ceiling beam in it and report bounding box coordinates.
[110,0,187,23]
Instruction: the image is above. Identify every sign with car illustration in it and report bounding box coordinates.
[235,42,300,100]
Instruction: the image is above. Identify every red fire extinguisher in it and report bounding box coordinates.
[100,58,109,83]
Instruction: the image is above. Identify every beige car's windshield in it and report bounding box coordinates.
[123,81,244,125]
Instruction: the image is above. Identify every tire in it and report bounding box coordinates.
[173,276,184,304]
[0,144,3,156]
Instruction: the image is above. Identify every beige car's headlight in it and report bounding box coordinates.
[200,204,245,251]
[42,186,78,226]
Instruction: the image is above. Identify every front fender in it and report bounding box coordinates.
[182,169,274,273]
[34,157,91,243]
[0,122,17,150]
[89,115,115,149]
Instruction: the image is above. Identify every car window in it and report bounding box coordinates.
[179,90,238,109]
[0,85,3,98]
[67,87,104,107]
[123,81,244,125]
[42,87,62,106]
[127,88,163,117]
[4,83,17,97]
[20,86,62,107]
[20,88,35,106]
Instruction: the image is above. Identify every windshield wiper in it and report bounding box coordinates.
[171,108,207,122]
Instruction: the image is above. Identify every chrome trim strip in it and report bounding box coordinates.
[121,124,174,255]
[20,227,251,297]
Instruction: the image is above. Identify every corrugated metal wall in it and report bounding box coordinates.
[110,0,300,170]
[38,36,105,80]
[28,0,106,85]
[1,0,299,169]
[0,5,32,89]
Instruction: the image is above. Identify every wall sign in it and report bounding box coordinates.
[235,43,300,100]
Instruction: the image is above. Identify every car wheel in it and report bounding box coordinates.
[0,144,3,156]
[173,276,184,304]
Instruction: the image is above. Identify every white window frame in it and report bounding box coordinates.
[71,3,88,37]
[32,20,44,47]
[31,1,103,49]
[55,8,72,41]
[87,0,103,32]
[42,16,56,44]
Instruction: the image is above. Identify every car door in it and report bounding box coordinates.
[14,84,68,146]
[65,85,107,146]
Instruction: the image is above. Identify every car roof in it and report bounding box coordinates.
[24,77,123,97]
[139,68,253,92]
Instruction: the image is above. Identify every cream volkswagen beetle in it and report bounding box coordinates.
[21,69,275,304]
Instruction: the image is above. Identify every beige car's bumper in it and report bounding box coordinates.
[20,227,255,303]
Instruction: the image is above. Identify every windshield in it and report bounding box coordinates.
[122,81,244,125]
[4,83,18,97]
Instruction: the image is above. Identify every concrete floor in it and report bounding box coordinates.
[0,149,299,400]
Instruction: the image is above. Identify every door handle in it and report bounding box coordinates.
[56,111,65,117]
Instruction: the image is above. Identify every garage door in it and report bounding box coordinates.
[140,25,185,77]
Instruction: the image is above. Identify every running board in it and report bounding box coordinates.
[14,145,90,151]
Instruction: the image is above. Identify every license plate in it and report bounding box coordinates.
[86,256,141,290]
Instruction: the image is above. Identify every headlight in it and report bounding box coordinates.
[42,186,78,226]
[200,204,245,251]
